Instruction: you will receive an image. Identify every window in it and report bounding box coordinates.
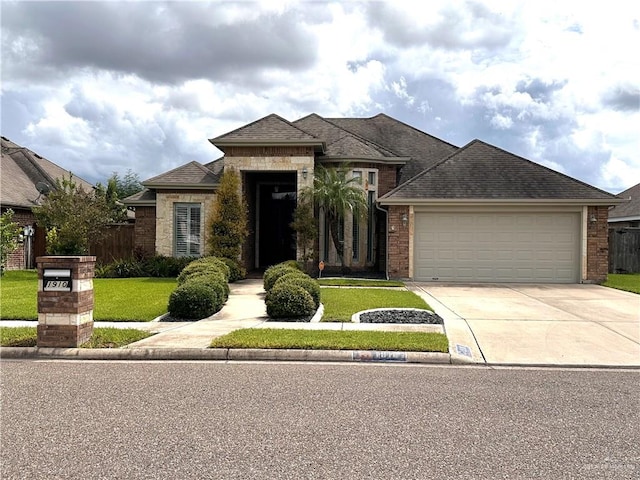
[367,191,375,262]
[174,203,201,257]
[352,215,359,260]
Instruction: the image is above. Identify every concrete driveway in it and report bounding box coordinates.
[408,283,640,367]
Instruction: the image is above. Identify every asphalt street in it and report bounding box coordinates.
[1,361,639,479]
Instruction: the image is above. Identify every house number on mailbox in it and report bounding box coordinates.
[43,269,72,292]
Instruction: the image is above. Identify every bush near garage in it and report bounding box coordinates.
[265,282,316,319]
[274,273,321,309]
[263,262,303,292]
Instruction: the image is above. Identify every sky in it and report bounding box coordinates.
[2,0,639,194]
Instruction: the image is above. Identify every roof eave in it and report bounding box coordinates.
[141,183,219,190]
[210,139,325,151]
[379,198,627,206]
[318,156,409,165]
[608,215,640,223]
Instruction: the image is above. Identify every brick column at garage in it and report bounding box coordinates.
[36,256,96,348]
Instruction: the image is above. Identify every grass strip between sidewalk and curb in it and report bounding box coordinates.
[603,273,640,294]
[320,288,431,322]
[0,326,153,348]
[210,328,449,353]
[0,271,176,321]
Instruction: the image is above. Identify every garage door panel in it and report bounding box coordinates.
[414,212,580,283]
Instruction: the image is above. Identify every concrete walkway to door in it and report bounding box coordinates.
[407,283,640,367]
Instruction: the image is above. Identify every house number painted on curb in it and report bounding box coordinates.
[43,269,72,292]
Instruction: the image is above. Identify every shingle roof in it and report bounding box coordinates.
[122,188,157,205]
[609,183,640,220]
[294,114,402,160]
[381,140,620,202]
[326,114,458,183]
[1,136,93,209]
[210,113,324,149]
[143,161,221,187]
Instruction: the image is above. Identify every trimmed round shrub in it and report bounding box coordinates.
[190,256,231,280]
[263,263,301,292]
[177,259,229,284]
[168,281,220,320]
[281,260,302,271]
[220,257,246,283]
[185,271,229,302]
[274,273,321,308]
[265,283,316,319]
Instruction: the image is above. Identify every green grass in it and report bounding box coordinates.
[603,274,640,294]
[0,270,176,321]
[0,326,152,348]
[320,287,430,322]
[210,328,448,352]
[318,278,404,287]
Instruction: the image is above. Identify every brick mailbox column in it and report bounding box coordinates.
[36,256,96,348]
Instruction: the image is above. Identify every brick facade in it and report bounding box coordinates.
[36,256,95,347]
[2,208,37,270]
[586,205,609,282]
[387,205,410,278]
[133,206,157,257]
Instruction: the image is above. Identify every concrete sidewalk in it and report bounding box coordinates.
[408,283,640,368]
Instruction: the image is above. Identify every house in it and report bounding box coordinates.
[608,183,640,228]
[125,113,623,283]
[607,182,640,274]
[0,137,94,270]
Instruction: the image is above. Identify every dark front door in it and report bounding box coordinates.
[258,182,296,268]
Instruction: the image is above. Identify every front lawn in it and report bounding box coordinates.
[0,326,152,347]
[210,328,448,352]
[321,287,431,322]
[0,271,176,321]
[318,278,404,287]
[603,273,640,294]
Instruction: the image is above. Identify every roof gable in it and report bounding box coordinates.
[143,161,220,188]
[210,113,323,149]
[381,139,619,202]
[609,182,640,220]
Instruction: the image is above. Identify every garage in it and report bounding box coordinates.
[414,211,581,283]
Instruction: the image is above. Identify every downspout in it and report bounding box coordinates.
[375,201,389,280]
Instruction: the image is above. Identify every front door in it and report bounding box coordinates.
[257,178,297,268]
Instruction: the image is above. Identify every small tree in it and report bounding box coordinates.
[207,168,248,261]
[0,209,21,274]
[302,165,367,270]
[290,193,317,271]
[95,177,128,223]
[33,175,116,255]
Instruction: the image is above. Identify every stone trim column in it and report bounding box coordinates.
[36,256,96,348]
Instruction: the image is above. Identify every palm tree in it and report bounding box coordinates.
[303,165,368,271]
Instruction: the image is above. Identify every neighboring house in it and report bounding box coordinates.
[608,182,640,274]
[0,137,94,269]
[125,113,623,284]
[608,183,640,227]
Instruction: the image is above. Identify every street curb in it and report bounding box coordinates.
[0,346,451,364]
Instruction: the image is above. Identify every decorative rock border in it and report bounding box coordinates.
[352,308,443,325]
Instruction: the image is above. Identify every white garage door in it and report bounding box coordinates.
[414,211,580,283]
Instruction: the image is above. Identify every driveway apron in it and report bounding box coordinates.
[408,283,640,367]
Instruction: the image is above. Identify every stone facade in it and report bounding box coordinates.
[155,190,217,257]
[36,256,95,347]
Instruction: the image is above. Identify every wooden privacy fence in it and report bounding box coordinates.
[89,223,135,264]
[609,227,640,274]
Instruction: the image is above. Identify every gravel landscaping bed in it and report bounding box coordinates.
[358,309,443,324]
